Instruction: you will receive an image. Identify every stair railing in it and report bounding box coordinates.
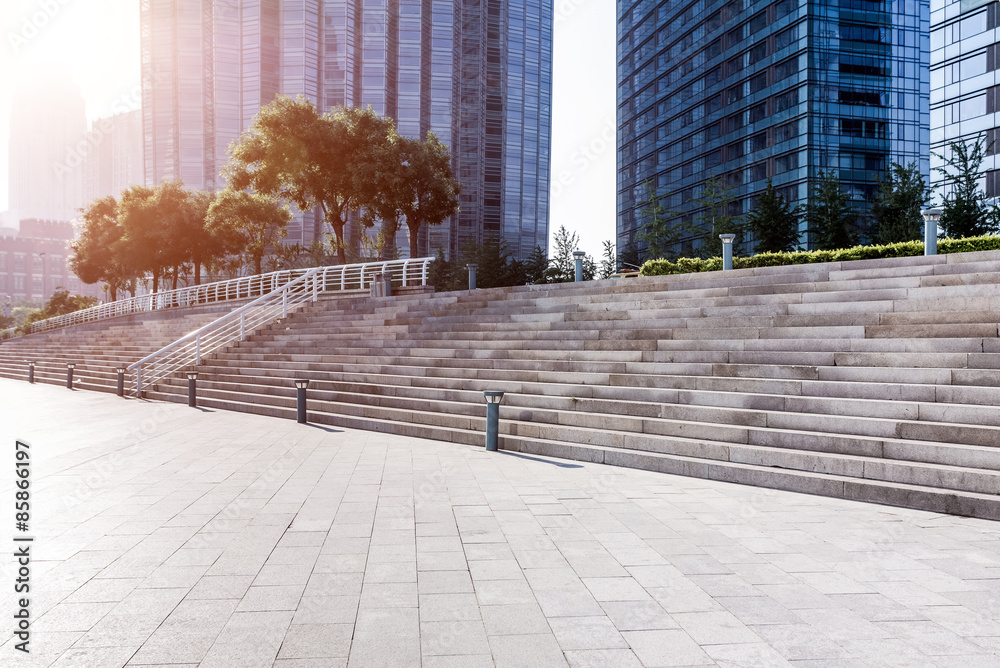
[126,257,433,396]
[32,255,433,334]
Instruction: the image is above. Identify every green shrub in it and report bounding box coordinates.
[640,235,1000,276]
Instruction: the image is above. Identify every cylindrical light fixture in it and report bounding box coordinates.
[483,391,505,452]
[186,371,198,408]
[116,368,126,397]
[295,379,310,424]
[719,234,736,271]
[66,363,75,390]
[573,251,586,282]
[467,264,478,291]
[922,209,942,256]
[27,361,34,384]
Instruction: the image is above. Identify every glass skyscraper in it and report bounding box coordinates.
[617,0,929,257]
[141,0,552,259]
[930,0,1000,200]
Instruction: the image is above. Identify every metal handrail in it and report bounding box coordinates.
[30,257,433,334]
[126,257,433,396]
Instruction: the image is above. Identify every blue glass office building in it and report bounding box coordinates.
[930,0,1000,200]
[617,0,929,256]
[142,0,552,259]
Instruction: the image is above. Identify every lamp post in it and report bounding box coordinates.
[483,391,505,451]
[116,367,126,397]
[186,371,198,407]
[719,234,736,270]
[467,264,478,290]
[573,251,586,282]
[27,361,34,384]
[922,208,942,256]
[66,363,75,390]
[295,379,309,424]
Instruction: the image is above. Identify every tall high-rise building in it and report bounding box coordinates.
[141,0,552,259]
[930,0,1000,201]
[84,110,145,203]
[617,0,929,256]
[8,76,87,222]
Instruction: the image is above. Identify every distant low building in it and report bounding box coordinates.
[0,219,101,303]
[83,110,144,204]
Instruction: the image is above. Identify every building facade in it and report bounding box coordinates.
[930,0,1000,200]
[617,0,929,257]
[141,0,552,259]
[8,77,87,223]
[0,220,99,304]
[84,110,145,204]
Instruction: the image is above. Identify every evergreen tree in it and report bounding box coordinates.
[523,246,550,285]
[547,225,581,283]
[934,135,998,239]
[870,162,933,244]
[599,240,617,279]
[805,171,856,250]
[428,248,454,290]
[636,181,680,260]
[693,175,741,258]
[745,179,801,254]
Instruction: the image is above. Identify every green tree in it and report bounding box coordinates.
[934,135,998,238]
[636,181,679,260]
[366,132,460,259]
[546,225,580,283]
[870,162,933,245]
[805,171,856,250]
[118,184,176,292]
[745,179,801,254]
[70,195,133,300]
[694,175,741,259]
[206,190,294,275]
[599,240,617,279]
[523,246,549,285]
[178,189,223,284]
[224,96,393,264]
[428,248,456,291]
[20,289,99,334]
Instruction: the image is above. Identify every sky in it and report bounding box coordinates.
[0,0,616,260]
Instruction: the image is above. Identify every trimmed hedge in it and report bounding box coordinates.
[640,235,1000,276]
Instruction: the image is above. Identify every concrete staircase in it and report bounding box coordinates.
[29,252,1000,518]
[0,301,254,393]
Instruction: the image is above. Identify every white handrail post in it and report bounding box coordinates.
[282,289,288,318]
[422,258,429,285]
[313,273,319,301]
[341,267,346,290]
[196,334,201,365]
[240,312,246,340]
[136,365,142,397]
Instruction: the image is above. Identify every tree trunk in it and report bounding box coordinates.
[332,222,347,264]
[254,254,263,276]
[172,265,179,290]
[152,270,159,293]
[407,219,421,259]
[194,261,201,285]
[110,285,118,301]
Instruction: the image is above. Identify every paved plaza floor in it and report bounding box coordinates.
[1,377,1000,667]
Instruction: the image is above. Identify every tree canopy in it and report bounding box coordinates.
[806,171,856,251]
[870,162,933,245]
[934,136,999,238]
[745,179,801,254]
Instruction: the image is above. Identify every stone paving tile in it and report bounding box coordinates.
[7,380,1000,668]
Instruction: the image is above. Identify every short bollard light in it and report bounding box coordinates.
[66,363,75,389]
[483,391,505,452]
[467,264,478,291]
[720,234,736,271]
[922,208,942,256]
[27,361,34,384]
[295,379,310,424]
[116,367,126,397]
[186,371,198,407]
[573,251,586,282]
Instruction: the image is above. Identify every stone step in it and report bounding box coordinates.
[146,381,1000,510]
